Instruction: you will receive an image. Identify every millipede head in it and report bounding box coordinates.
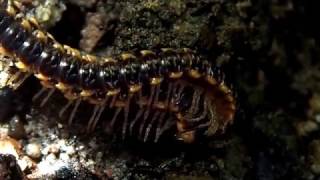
[171,78,236,143]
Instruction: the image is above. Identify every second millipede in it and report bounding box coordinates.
[0,0,236,143]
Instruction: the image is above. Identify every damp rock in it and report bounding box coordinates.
[309,140,320,174]
[8,116,26,140]
[0,154,24,180]
[26,143,42,160]
[0,136,21,159]
[27,0,67,28]
[296,120,319,137]
[251,112,304,179]
[80,12,108,52]
[0,87,21,122]
[18,156,36,172]
[55,166,99,180]
[68,0,97,8]
[48,144,60,155]
[309,94,320,123]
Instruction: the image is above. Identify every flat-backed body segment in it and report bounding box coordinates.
[0,1,236,143]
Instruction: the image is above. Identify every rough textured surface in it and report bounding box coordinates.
[0,0,320,179]
[0,154,24,180]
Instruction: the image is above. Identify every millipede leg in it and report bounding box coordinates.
[87,105,100,132]
[137,90,143,108]
[144,85,159,120]
[192,90,203,114]
[88,97,109,132]
[206,99,219,135]
[59,100,73,118]
[68,99,81,125]
[143,111,160,142]
[147,85,156,107]
[11,73,31,90]
[89,106,105,132]
[185,89,203,119]
[32,86,47,102]
[109,107,122,131]
[122,94,133,139]
[187,98,208,122]
[109,94,118,108]
[143,109,150,123]
[174,83,185,102]
[188,89,201,114]
[40,89,55,107]
[138,85,161,139]
[154,85,160,104]
[155,112,166,142]
[165,83,173,105]
[157,117,174,140]
[6,71,21,86]
[138,114,148,139]
[169,82,178,104]
[129,108,144,135]
[177,83,185,97]
[143,86,155,120]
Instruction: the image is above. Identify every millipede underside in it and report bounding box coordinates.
[31,76,228,143]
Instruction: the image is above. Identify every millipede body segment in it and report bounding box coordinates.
[0,0,236,143]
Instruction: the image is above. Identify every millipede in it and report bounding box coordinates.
[0,0,236,143]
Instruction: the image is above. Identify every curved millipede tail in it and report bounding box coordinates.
[0,0,236,143]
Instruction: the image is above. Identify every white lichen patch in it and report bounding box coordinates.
[0,55,14,88]
[26,0,66,28]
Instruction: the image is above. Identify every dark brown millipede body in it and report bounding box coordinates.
[0,0,236,143]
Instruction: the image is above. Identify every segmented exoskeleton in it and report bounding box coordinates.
[0,0,236,143]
